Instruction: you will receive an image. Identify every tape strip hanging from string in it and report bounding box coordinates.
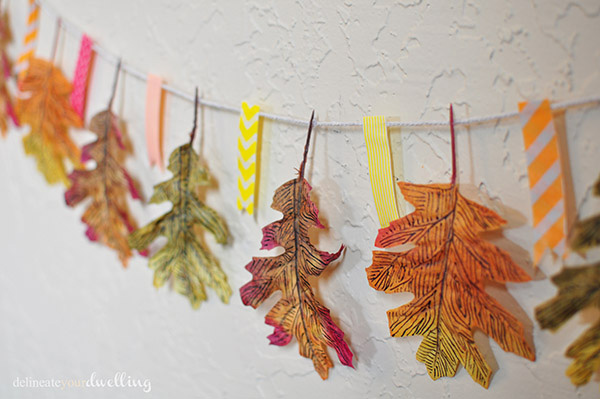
[15,0,40,82]
[519,99,567,264]
[1,13,18,128]
[70,34,93,120]
[237,102,261,215]
[363,116,400,228]
[145,73,164,169]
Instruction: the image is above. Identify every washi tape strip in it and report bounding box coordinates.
[519,99,566,263]
[363,115,400,228]
[145,74,163,169]
[237,102,260,215]
[70,34,94,120]
[15,0,39,81]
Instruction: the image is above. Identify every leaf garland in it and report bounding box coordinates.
[0,8,17,137]
[16,57,82,186]
[128,90,231,308]
[65,64,143,266]
[536,173,600,387]
[240,112,353,380]
[366,106,534,388]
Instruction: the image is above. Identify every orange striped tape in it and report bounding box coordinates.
[15,0,40,81]
[519,99,566,264]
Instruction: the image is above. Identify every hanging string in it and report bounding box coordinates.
[36,0,600,130]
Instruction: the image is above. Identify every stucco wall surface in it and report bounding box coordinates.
[1,0,599,398]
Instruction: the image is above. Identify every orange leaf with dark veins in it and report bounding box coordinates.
[367,105,534,388]
[16,57,82,185]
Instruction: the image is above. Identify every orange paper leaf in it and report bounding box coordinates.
[367,107,534,388]
[367,182,535,388]
[16,57,82,185]
[65,111,142,266]
[240,114,353,379]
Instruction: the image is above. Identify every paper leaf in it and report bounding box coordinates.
[536,173,600,387]
[0,9,17,137]
[128,143,231,308]
[570,174,600,253]
[240,118,353,380]
[16,57,82,185]
[536,264,600,386]
[65,111,141,266]
[367,182,534,388]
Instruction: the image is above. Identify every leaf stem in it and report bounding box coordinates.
[298,110,315,181]
[189,87,199,145]
[450,104,457,186]
[107,59,121,111]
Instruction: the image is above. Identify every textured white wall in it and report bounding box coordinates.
[1,0,599,398]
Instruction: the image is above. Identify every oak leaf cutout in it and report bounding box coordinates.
[16,57,82,185]
[128,142,231,309]
[0,8,17,137]
[65,111,142,266]
[536,173,600,387]
[367,108,534,388]
[367,183,535,388]
[240,114,353,380]
[536,264,600,387]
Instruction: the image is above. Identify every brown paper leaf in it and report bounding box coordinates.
[240,115,353,380]
[65,111,142,266]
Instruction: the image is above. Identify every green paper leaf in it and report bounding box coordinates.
[536,173,600,388]
[129,143,230,308]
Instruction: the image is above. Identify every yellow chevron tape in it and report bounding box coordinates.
[237,178,255,201]
[363,116,400,228]
[237,198,254,216]
[237,137,257,162]
[237,158,255,181]
[519,99,566,264]
[237,102,261,215]
[239,118,258,141]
